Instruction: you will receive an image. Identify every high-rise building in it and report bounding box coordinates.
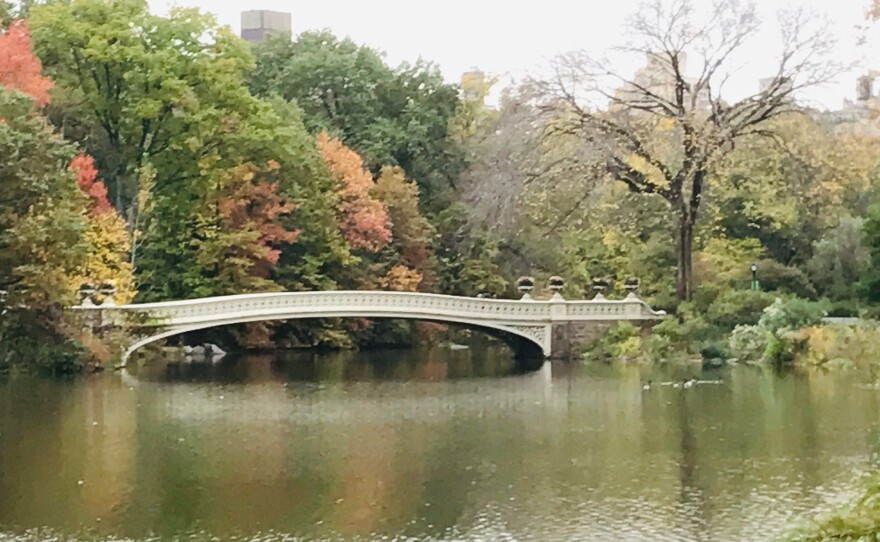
[241,10,291,43]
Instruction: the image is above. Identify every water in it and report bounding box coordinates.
[2,347,880,541]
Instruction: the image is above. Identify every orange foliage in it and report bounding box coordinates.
[0,21,52,106]
[70,153,113,214]
[372,166,433,271]
[317,132,391,252]
[378,265,423,292]
[217,163,298,270]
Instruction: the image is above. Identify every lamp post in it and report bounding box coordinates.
[750,263,759,291]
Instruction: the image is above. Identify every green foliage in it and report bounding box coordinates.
[753,259,817,299]
[727,297,827,364]
[864,201,880,303]
[584,321,644,362]
[808,214,869,300]
[432,204,508,297]
[783,472,880,541]
[705,290,778,330]
[249,32,464,211]
[0,89,89,374]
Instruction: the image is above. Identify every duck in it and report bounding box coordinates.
[642,380,652,391]
[683,378,696,389]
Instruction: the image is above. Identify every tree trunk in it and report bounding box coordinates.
[676,208,695,301]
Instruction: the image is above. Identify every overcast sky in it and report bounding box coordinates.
[147,0,879,110]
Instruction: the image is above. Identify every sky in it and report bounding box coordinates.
[146,0,880,110]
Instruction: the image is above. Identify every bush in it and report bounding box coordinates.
[0,336,84,376]
[584,321,644,362]
[705,289,777,330]
[826,301,861,318]
[728,324,767,362]
[754,259,818,299]
[727,297,827,365]
[784,471,880,541]
[699,341,730,360]
[798,323,880,370]
[759,297,827,332]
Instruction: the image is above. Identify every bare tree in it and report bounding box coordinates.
[530,0,840,301]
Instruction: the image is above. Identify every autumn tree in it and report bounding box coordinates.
[318,132,391,253]
[69,152,136,304]
[193,162,298,296]
[250,32,464,211]
[31,2,349,302]
[532,0,840,301]
[372,166,434,286]
[0,20,51,106]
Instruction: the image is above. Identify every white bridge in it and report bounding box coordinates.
[75,291,665,363]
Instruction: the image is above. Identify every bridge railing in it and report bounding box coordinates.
[75,291,665,327]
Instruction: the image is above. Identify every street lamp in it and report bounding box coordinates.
[750,263,759,291]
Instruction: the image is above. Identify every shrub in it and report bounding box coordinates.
[798,323,880,370]
[705,289,777,330]
[584,321,645,362]
[727,297,827,365]
[754,259,818,299]
[826,301,861,318]
[784,471,880,541]
[728,324,767,362]
[759,297,827,333]
[699,341,730,360]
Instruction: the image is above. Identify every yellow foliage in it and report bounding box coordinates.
[379,265,422,292]
[694,237,763,286]
[798,324,880,370]
[623,154,667,188]
[75,210,137,304]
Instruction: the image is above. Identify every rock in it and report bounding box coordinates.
[183,345,193,354]
[190,346,206,356]
[205,343,227,357]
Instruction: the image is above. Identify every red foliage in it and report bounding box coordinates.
[70,152,113,214]
[218,165,298,273]
[0,21,52,106]
[317,132,392,252]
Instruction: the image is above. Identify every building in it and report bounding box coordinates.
[614,52,711,112]
[240,10,291,43]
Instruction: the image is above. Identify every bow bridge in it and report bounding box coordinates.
[75,290,665,364]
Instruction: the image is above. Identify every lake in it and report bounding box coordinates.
[1,346,878,541]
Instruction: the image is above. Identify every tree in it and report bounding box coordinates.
[864,202,880,303]
[31,1,349,302]
[372,166,434,278]
[70,152,112,213]
[709,114,878,266]
[70,152,136,304]
[317,132,391,253]
[0,90,89,371]
[250,32,464,211]
[532,0,839,300]
[0,20,51,106]
[193,162,298,296]
[29,0,255,212]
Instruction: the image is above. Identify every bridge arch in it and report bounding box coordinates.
[121,312,549,363]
